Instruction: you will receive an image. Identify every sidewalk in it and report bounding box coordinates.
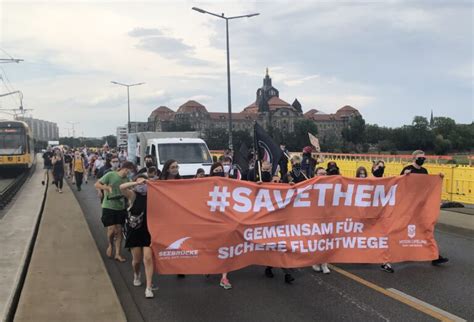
[14,178,126,321]
[438,209,474,231]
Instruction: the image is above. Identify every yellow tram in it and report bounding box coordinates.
[0,120,35,170]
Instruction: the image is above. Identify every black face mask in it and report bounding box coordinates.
[261,171,272,182]
[145,161,153,168]
[415,158,425,166]
[212,172,225,177]
[372,167,385,178]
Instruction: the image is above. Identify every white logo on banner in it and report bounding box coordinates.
[408,225,416,239]
[159,237,199,259]
[166,237,191,250]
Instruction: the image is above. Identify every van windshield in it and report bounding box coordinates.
[158,143,212,164]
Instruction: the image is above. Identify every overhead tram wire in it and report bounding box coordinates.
[0,67,21,108]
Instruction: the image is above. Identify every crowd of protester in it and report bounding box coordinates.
[41,144,448,298]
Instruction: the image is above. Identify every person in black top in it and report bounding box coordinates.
[278,142,289,177]
[326,161,340,176]
[120,174,155,299]
[137,155,155,175]
[51,149,65,193]
[283,155,307,184]
[372,160,385,178]
[256,161,296,284]
[42,147,54,185]
[301,146,317,178]
[401,150,449,266]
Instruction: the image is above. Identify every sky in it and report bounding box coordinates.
[0,0,472,137]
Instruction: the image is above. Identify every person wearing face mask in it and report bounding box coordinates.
[120,174,156,298]
[52,149,65,193]
[147,166,159,180]
[302,146,317,178]
[326,161,340,176]
[278,142,290,177]
[159,159,181,180]
[257,161,295,284]
[283,155,307,184]
[355,167,368,178]
[95,161,136,263]
[138,155,155,175]
[208,163,233,289]
[159,159,186,279]
[311,167,331,274]
[372,160,385,178]
[221,157,233,178]
[401,150,449,266]
[194,168,205,179]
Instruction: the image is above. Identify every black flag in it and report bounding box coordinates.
[232,143,249,180]
[254,122,282,176]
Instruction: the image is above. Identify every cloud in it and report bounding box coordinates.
[128,27,163,37]
[131,27,212,67]
[1,1,472,137]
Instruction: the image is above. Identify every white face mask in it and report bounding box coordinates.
[223,165,231,173]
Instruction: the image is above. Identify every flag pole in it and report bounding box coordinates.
[254,122,262,181]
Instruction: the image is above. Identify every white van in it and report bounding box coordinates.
[145,137,213,178]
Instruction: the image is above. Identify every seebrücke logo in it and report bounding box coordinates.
[158,237,199,259]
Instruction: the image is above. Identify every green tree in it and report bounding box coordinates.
[432,117,456,138]
[342,115,366,145]
[433,134,452,155]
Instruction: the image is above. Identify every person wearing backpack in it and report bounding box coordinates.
[120,174,155,299]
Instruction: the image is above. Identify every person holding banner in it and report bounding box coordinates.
[401,150,449,266]
[283,155,307,184]
[312,167,331,274]
[355,167,368,178]
[120,174,155,299]
[368,161,394,273]
[208,162,233,289]
[258,160,296,284]
[159,159,186,279]
[302,146,317,178]
[372,160,385,178]
[278,142,289,177]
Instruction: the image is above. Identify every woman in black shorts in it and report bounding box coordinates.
[120,174,155,299]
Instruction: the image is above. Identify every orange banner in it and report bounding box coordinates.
[148,175,442,274]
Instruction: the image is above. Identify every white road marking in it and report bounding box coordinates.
[387,288,466,322]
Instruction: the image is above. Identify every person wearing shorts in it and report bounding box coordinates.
[95,161,135,262]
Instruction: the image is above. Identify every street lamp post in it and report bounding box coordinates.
[111,81,145,133]
[192,7,259,150]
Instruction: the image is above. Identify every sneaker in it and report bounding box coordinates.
[284,273,295,284]
[151,284,159,291]
[59,190,63,194]
[432,255,449,266]
[321,263,331,274]
[312,264,321,272]
[264,267,274,278]
[145,287,154,298]
[380,263,394,273]
[133,273,142,287]
[220,277,232,290]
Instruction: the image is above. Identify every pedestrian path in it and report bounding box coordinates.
[14,174,126,321]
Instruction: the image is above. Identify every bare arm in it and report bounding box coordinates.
[95,180,112,193]
[119,181,138,204]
